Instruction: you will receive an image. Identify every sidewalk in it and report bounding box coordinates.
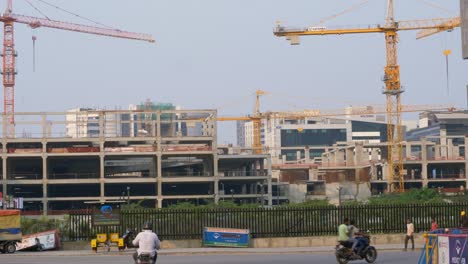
[13,244,424,257]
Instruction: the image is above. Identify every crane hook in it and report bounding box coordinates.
[443,49,451,95]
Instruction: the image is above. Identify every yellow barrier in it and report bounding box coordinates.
[91,233,126,252]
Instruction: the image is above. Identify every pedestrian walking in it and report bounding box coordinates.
[404,218,414,251]
[430,217,438,232]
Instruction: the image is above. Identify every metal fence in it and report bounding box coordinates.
[67,203,468,241]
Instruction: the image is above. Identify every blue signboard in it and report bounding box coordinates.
[449,236,468,264]
[438,235,468,264]
[92,205,120,226]
[203,227,250,248]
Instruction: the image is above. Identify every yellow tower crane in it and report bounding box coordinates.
[217,90,267,154]
[273,0,459,192]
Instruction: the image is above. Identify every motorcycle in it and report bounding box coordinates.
[122,228,136,249]
[134,252,158,264]
[335,234,377,264]
[136,253,153,264]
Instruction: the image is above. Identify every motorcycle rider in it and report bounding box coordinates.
[132,222,161,264]
[338,218,350,244]
[348,220,361,253]
[337,218,358,257]
[348,220,359,257]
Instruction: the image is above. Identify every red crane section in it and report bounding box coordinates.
[9,14,155,43]
[0,0,154,137]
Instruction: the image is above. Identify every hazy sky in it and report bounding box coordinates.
[6,0,468,142]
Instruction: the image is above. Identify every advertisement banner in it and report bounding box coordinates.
[449,236,468,264]
[92,205,120,226]
[203,227,250,248]
[439,236,450,264]
[16,229,60,251]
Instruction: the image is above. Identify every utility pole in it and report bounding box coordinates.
[338,187,343,206]
[220,183,225,202]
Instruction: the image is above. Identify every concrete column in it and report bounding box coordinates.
[448,139,454,160]
[156,112,161,138]
[296,151,301,161]
[41,114,47,139]
[157,153,162,208]
[304,148,310,162]
[426,143,434,161]
[371,149,379,162]
[435,145,441,160]
[309,168,317,181]
[354,143,364,166]
[336,149,345,166]
[1,115,5,210]
[213,154,219,204]
[99,154,105,203]
[406,143,411,160]
[99,112,105,139]
[267,156,273,206]
[42,141,48,215]
[330,152,336,166]
[440,129,447,158]
[421,139,428,188]
[321,154,327,166]
[346,148,354,166]
[454,146,460,160]
[2,156,7,209]
[465,136,468,187]
[212,111,219,204]
[382,163,388,181]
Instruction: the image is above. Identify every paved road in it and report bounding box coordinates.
[2,251,421,264]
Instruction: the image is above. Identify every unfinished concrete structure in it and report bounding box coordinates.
[1,110,272,213]
[312,135,468,203]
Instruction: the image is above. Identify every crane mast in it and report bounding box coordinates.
[383,0,405,192]
[2,0,15,137]
[0,0,154,137]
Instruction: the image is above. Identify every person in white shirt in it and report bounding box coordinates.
[404,218,414,251]
[132,222,161,264]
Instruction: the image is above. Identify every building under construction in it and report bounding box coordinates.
[268,111,468,204]
[0,109,272,213]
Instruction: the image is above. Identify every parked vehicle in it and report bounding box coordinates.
[335,233,377,264]
[122,228,136,249]
[0,210,22,254]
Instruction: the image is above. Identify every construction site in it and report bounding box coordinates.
[0,110,273,212]
[0,0,467,212]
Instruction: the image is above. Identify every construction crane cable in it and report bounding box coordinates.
[34,0,116,29]
[413,0,454,15]
[315,0,371,26]
[23,0,50,20]
[213,94,253,111]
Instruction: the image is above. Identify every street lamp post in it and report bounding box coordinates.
[127,186,131,205]
[276,184,280,206]
[337,187,342,206]
[220,183,225,202]
[257,183,264,208]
